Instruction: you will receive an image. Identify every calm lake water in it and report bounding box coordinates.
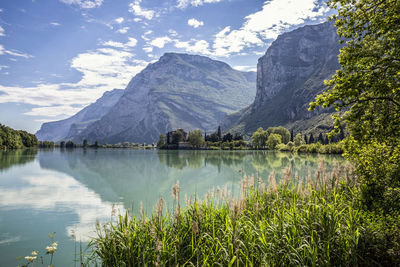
[0,149,345,266]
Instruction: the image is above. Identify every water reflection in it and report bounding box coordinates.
[0,149,38,172]
[0,149,345,266]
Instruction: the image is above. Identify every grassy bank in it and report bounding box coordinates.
[88,162,400,266]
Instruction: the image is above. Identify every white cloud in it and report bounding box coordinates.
[129,0,155,20]
[174,39,211,55]
[102,37,137,50]
[0,44,33,59]
[233,65,257,72]
[50,22,61,26]
[115,17,124,24]
[188,18,204,28]
[117,27,130,34]
[102,40,125,48]
[0,170,125,242]
[0,65,9,71]
[0,47,149,118]
[177,0,222,9]
[143,46,153,53]
[141,30,152,41]
[126,37,137,47]
[59,0,103,9]
[212,0,330,56]
[0,26,4,36]
[150,36,172,48]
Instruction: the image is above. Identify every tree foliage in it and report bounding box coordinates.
[266,133,282,150]
[188,130,204,148]
[251,128,268,149]
[294,133,305,146]
[157,134,166,148]
[0,124,38,149]
[310,0,400,210]
[266,126,291,144]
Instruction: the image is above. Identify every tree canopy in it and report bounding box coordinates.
[310,0,400,210]
[0,124,38,149]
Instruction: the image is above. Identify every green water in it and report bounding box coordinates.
[0,149,345,266]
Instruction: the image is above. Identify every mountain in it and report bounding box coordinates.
[222,21,341,136]
[36,89,124,141]
[72,53,256,144]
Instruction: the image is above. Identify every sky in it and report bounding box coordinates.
[0,0,333,133]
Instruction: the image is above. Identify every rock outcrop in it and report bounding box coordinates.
[223,21,341,136]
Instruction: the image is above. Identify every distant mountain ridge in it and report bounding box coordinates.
[36,89,124,141]
[37,53,256,143]
[74,53,256,144]
[223,21,341,136]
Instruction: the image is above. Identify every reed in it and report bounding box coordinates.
[88,162,399,266]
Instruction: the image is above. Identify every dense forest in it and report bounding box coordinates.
[0,124,38,149]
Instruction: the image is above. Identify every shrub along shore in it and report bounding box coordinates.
[87,161,400,266]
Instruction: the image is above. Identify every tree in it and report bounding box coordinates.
[266,133,282,150]
[188,130,204,148]
[222,132,233,142]
[157,134,166,148]
[266,126,290,144]
[309,133,315,144]
[294,133,305,146]
[309,0,400,210]
[208,133,220,143]
[290,129,294,142]
[317,133,324,144]
[60,141,66,148]
[172,131,183,145]
[304,135,308,144]
[251,128,268,149]
[233,133,243,141]
[83,139,88,148]
[217,126,222,141]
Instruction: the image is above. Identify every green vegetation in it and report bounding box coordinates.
[188,130,205,148]
[89,162,400,266]
[0,149,37,171]
[0,124,38,149]
[310,0,400,211]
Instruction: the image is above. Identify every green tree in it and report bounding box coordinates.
[294,133,305,146]
[310,0,400,210]
[222,132,233,142]
[267,126,291,144]
[172,131,183,145]
[217,126,222,140]
[83,139,88,148]
[188,130,204,148]
[157,134,166,148]
[266,133,282,150]
[251,128,268,149]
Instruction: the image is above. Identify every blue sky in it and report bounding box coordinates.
[0,0,332,133]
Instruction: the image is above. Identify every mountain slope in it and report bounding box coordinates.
[222,22,340,136]
[36,89,124,141]
[74,53,256,144]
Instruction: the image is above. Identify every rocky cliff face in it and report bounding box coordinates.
[223,21,340,135]
[73,53,256,144]
[36,89,124,141]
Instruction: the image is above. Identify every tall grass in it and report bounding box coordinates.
[88,160,399,266]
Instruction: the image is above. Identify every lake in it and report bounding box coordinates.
[0,149,345,266]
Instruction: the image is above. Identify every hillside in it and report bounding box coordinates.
[222,21,341,137]
[73,53,256,144]
[36,89,124,142]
